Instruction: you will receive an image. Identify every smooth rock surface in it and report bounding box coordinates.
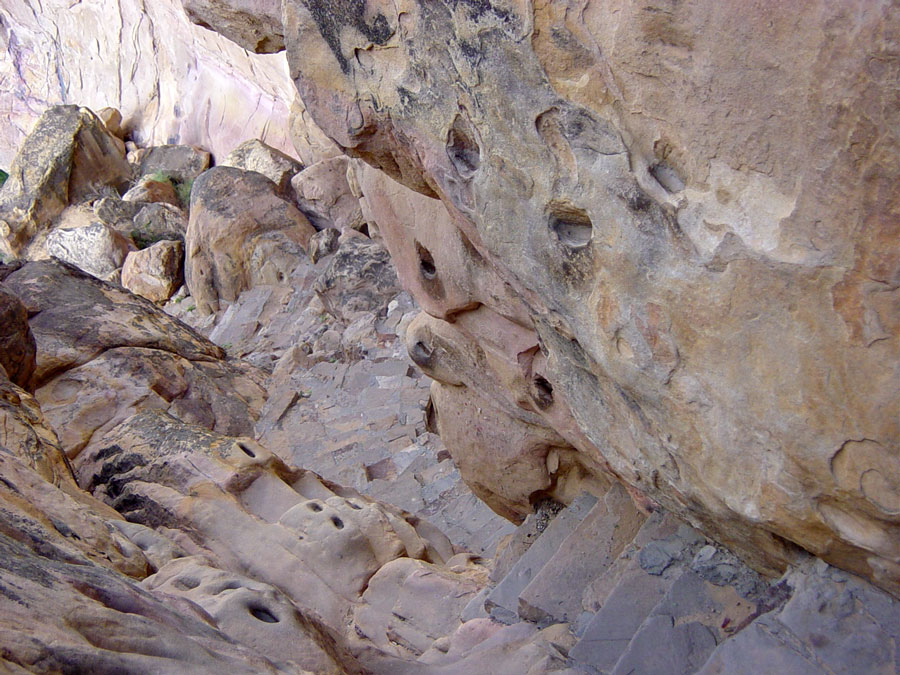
[0,0,298,166]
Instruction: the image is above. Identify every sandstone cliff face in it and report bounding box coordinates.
[0,0,297,167]
[281,0,900,594]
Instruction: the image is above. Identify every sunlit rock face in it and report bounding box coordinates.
[0,0,297,167]
[283,0,900,594]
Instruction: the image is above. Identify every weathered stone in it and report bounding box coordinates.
[181,0,284,53]
[131,203,188,246]
[185,166,316,314]
[96,107,123,137]
[93,197,144,228]
[0,105,131,258]
[1,259,223,388]
[138,145,211,184]
[46,222,136,279]
[144,557,337,671]
[0,284,36,388]
[308,227,340,263]
[122,176,183,208]
[222,139,302,194]
[291,156,364,231]
[288,94,343,167]
[121,240,184,303]
[0,0,299,168]
[314,234,401,322]
[283,0,900,595]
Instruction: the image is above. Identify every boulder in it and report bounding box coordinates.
[46,222,136,279]
[291,156,364,231]
[185,166,315,314]
[283,0,900,594]
[121,240,184,303]
[222,139,302,194]
[0,105,132,258]
[314,234,401,322]
[0,259,223,388]
[131,203,188,245]
[0,284,36,388]
[181,0,284,53]
[308,227,339,264]
[122,175,183,208]
[138,144,211,184]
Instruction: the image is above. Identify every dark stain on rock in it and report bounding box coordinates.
[303,0,395,74]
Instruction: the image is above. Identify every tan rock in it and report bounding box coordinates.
[122,176,183,208]
[288,94,343,167]
[222,139,303,194]
[283,1,900,594]
[291,156,364,231]
[181,0,284,53]
[38,345,266,460]
[1,259,224,388]
[121,240,184,303]
[185,166,315,314]
[0,105,132,258]
[96,107,123,137]
[77,409,452,669]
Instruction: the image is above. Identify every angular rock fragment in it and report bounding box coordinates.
[121,239,184,303]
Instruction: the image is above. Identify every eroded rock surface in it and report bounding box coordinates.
[186,166,316,314]
[283,0,900,595]
[0,0,299,166]
[0,105,131,259]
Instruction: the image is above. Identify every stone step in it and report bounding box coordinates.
[485,492,599,624]
[568,512,689,673]
[517,483,647,627]
[698,557,900,675]
[610,559,763,675]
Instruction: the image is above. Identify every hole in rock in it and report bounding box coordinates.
[331,516,345,530]
[307,502,323,512]
[548,202,593,248]
[173,576,200,591]
[410,340,433,367]
[648,162,685,193]
[249,606,280,623]
[447,114,481,177]
[347,501,362,510]
[532,375,554,410]
[213,581,242,595]
[237,443,256,458]
[416,242,437,280]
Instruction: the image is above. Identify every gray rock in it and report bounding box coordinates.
[222,139,302,193]
[518,483,646,626]
[46,222,135,278]
[308,227,340,263]
[139,144,210,184]
[612,615,717,675]
[485,492,597,624]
